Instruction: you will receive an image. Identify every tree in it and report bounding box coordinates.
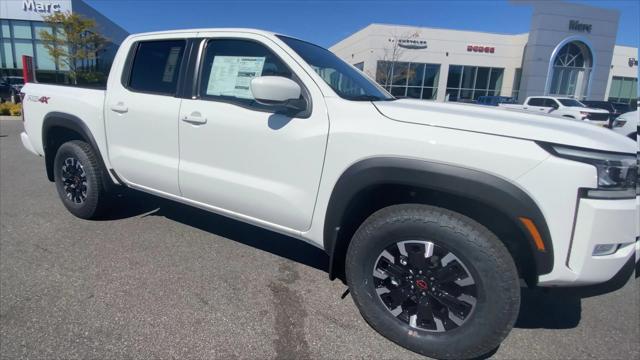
[39,11,107,84]
[374,33,405,88]
[371,30,423,90]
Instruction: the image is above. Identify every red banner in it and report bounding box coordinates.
[21,55,35,83]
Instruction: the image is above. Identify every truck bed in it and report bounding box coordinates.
[21,82,107,159]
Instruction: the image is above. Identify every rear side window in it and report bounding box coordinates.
[527,98,544,106]
[128,40,186,95]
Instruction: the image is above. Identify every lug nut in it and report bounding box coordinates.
[400,257,408,266]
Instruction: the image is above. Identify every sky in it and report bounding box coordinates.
[84,0,640,48]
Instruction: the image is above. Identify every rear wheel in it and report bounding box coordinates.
[53,140,111,219]
[346,204,520,360]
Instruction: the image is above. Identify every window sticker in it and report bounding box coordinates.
[206,56,266,99]
[162,46,182,83]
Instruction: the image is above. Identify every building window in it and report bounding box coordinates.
[353,62,364,71]
[445,65,504,101]
[14,40,34,69]
[35,42,56,70]
[512,68,522,99]
[1,40,13,68]
[548,41,592,99]
[11,21,32,39]
[376,61,440,100]
[608,76,638,105]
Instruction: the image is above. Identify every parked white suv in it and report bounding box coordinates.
[19,29,639,360]
[612,110,638,141]
[500,96,610,126]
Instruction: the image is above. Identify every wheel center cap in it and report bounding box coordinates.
[415,279,428,290]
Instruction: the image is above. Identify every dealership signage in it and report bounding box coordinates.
[22,0,62,13]
[467,45,495,54]
[1,0,70,21]
[389,32,428,50]
[396,39,427,49]
[569,20,592,33]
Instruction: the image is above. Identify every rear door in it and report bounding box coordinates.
[177,33,329,231]
[105,35,195,195]
[524,97,552,114]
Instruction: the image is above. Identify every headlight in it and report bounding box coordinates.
[538,143,637,199]
[612,120,627,128]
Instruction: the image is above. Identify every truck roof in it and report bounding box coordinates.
[127,28,280,39]
[527,96,575,100]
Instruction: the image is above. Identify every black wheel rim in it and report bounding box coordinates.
[61,157,88,204]
[372,240,477,332]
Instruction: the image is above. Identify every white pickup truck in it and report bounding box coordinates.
[20,29,638,360]
[500,96,610,126]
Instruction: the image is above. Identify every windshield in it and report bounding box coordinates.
[277,35,393,101]
[558,99,585,107]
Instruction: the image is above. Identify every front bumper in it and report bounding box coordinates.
[555,197,638,286]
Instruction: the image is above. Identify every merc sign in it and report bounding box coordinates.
[22,0,62,14]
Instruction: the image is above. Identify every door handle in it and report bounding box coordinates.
[110,103,128,113]
[181,112,207,125]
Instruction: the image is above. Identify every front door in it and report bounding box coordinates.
[105,37,192,195]
[178,35,329,231]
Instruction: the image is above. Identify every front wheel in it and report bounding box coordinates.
[53,140,111,219]
[346,204,520,360]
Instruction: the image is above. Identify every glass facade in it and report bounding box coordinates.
[0,19,64,80]
[446,65,503,101]
[608,76,638,105]
[376,61,440,99]
[548,41,592,99]
[512,68,521,99]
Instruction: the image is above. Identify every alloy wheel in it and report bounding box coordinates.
[61,157,88,204]
[372,240,477,332]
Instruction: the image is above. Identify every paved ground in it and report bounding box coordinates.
[1,119,638,359]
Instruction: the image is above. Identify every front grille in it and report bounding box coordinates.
[586,112,609,121]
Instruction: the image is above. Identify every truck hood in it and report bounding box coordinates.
[567,106,609,114]
[374,99,636,153]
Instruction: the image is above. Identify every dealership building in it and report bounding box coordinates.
[331,1,638,105]
[0,0,128,82]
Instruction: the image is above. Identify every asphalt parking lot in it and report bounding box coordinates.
[1,118,638,359]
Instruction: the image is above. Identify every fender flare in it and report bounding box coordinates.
[42,112,114,187]
[323,157,554,279]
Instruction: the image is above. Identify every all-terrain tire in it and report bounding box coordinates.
[53,140,111,219]
[345,204,520,360]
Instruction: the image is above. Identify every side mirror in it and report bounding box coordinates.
[250,76,305,112]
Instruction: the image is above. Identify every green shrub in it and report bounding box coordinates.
[0,103,21,116]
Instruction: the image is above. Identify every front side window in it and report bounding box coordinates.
[527,98,544,106]
[199,39,293,106]
[543,99,559,108]
[128,40,186,95]
[557,99,584,107]
[278,35,393,101]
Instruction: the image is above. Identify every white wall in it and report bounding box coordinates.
[331,24,528,102]
[330,2,636,103]
[512,1,619,101]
